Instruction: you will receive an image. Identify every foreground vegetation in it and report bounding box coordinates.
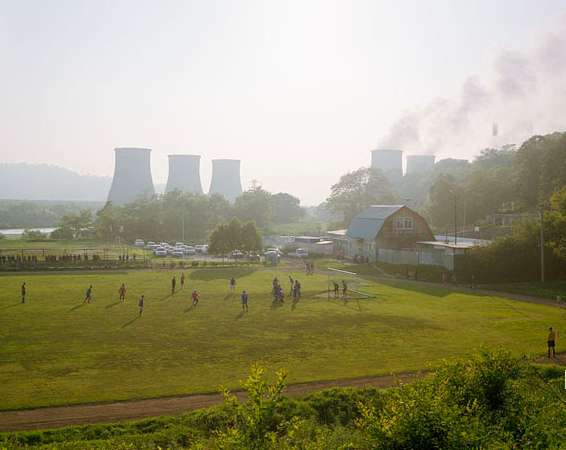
[2,351,565,449]
[1,267,565,411]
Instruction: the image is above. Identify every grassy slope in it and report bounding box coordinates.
[1,267,565,410]
[483,281,566,300]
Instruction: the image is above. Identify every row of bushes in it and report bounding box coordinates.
[2,351,565,449]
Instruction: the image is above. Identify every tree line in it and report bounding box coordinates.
[51,187,305,244]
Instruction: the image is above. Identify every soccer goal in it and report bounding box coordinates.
[324,267,376,300]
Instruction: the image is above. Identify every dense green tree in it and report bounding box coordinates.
[514,132,566,207]
[545,186,566,259]
[327,168,397,226]
[208,219,263,255]
[53,209,94,239]
[270,192,305,224]
[234,186,273,228]
[241,221,263,252]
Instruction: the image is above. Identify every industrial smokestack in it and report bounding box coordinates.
[165,154,203,194]
[371,149,403,182]
[209,159,242,203]
[406,154,436,175]
[107,147,155,205]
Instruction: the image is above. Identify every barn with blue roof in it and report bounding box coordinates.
[345,205,434,261]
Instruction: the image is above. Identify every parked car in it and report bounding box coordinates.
[146,241,156,249]
[231,250,244,259]
[195,244,208,254]
[153,246,167,257]
[184,246,196,256]
[134,239,145,247]
[171,250,185,258]
[294,248,309,258]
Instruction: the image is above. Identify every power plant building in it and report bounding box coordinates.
[209,159,242,203]
[107,147,155,205]
[371,149,403,182]
[406,154,436,175]
[165,154,203,194]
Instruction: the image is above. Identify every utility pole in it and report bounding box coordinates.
[539,208,545,283]
[453,193,458,246]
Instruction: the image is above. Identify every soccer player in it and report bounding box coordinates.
[118,283,127,303]
[138,295,145,316]
[84,285,93,304]
[548,327,557,358]
[241,290,249,311]
[230,277,236,292]
[341,280,348,299]
[171,276,176,295]
[192,289,199,306]
[288,276,294,296]
[21,282,26,304]
[180,272,186,289]
[333,281,340,298]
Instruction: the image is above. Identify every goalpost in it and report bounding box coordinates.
[325,267,376,300]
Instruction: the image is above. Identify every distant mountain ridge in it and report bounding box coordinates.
[0,163,112,201]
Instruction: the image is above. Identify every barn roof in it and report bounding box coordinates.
[346,205,405,240]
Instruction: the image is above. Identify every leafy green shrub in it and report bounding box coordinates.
[305,387,384,426]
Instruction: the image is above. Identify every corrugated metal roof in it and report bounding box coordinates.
[346,205,404,240]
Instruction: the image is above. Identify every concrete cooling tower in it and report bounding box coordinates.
[209,159,242,203]
[165,154,203,194]
[406,154,436,175]
[371,149,403,181]
[107,148,155,205]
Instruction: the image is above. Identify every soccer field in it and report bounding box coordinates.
[1,267,564,410]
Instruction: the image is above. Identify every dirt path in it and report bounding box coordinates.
[0,372,422,432]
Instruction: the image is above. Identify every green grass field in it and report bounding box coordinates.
[1,266,565,411]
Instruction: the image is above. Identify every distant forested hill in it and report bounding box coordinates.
[0,200,104,229]
[0,163,111,201]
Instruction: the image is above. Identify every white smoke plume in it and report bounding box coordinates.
[379,15,566,158]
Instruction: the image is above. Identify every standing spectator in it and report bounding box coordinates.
[21,282,26,304]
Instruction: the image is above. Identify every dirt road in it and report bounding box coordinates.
[0,372,422,432]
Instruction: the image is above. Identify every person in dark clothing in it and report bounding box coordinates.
[171,276,177,295]
[84,285,93,304]
[548,327,557,358]
[241,290,249,311]
[333,281,339,298]
[21,282,26,304]
[180,273,186,289]
[138,295,145,316]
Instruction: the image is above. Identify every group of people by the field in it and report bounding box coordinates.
[271,276,302,305]
[332,280,349,299]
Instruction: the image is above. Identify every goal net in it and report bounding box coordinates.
[324,267,375,300]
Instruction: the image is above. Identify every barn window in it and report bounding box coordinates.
[396,217,414,230]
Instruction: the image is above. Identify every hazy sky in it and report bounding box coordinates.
[1,0,565,204]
